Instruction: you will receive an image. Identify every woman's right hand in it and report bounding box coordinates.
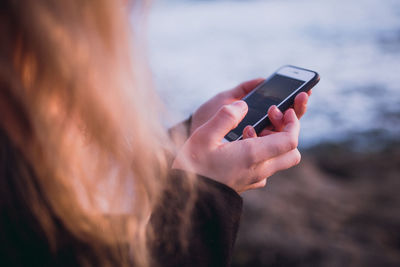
[172,100,301,194]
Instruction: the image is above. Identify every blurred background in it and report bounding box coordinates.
[146,0,400,266]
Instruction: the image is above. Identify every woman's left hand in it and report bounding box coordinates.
[190,78,312,135]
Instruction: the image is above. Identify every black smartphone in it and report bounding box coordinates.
[223,65,320,142]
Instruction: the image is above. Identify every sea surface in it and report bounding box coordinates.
[147,0,400,146]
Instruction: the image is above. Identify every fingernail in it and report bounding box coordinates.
[247,127,255,137]
[273,106,283,120]
[232,100,247,111]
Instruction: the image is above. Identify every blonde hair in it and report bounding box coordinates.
[0,0,193,266]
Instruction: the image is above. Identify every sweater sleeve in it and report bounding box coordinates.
[150,170,243,267]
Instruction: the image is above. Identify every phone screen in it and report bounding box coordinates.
[225,74,305,141]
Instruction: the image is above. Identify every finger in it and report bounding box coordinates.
[282,108,300,133]
[196,100,248,144]
[259,106,299,136]
[307,89,312,96]
[294,92,309,119]
[241,109,300,163]
[229,78,265,98]
[257,149,301,178]
[245,147,301,190]
[258,128,276,137]
[267,105,284,131]
[243,125,257,139]
[240,178,267,193]
[257,122,275,135]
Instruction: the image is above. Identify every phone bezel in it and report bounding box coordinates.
[223,65,319,142]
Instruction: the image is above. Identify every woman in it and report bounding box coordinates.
[0,0,310,266]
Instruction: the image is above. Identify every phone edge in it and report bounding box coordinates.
[224,65,320,142]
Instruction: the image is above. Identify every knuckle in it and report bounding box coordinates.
[257,178,267,188]
[259,179,267,188]
[244,144,257,167]
[248,177,266,190]
[272,135,294,156]
[292,149,301,166]
[219,105,236,124]
[296,149,302,164]
[288,135,299,150]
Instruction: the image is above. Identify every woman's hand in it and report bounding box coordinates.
[172,101,301,193]
[190,78,312,135]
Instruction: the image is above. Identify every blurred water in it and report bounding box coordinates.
[147,0,400,146]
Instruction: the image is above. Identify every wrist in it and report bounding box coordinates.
[168,115,193,149]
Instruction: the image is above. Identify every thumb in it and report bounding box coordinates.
[197,101,248,144]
